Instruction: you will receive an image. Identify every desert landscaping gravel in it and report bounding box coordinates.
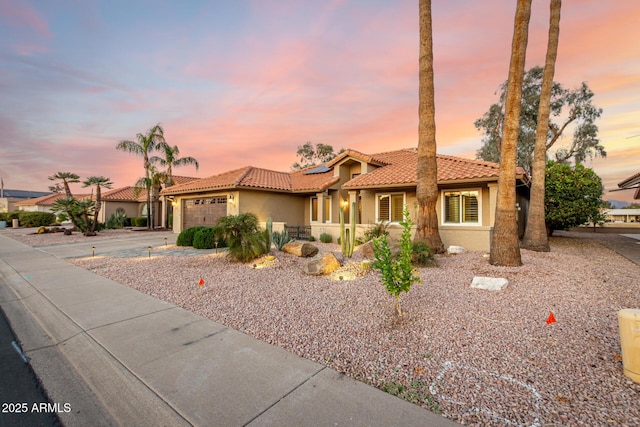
[7,229,640,426]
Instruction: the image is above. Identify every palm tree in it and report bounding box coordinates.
[133,166,167,228]
[150,144,199,187]
[48,172,80,198]
[150,144,199,228]
[414,0,444,254]
[48,172,81,229]
[521,0,561,252]
[82,176,113,235]
[116,124,167,229]
[490,0,532,266]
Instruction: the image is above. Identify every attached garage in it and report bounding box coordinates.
[182,197,227,229]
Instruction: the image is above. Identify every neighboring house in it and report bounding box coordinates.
[99,186,147,223]
[617,172,640,200]
[1,189,51,213]
[13,193,76,213]
[603,209,640,223]
[161,148,530,251]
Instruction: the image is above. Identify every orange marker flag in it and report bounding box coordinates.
[198,277,205,286]
[546,311,556,325]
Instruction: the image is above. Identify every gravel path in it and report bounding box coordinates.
[8,229,640,426]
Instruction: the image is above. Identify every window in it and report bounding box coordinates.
[442,190,480,224]
[311,196,332,223]
[376,193,404,222]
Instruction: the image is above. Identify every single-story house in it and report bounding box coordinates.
[161,148,530,251]
[1,189,52,213]
[603,209,640,223]
[14,193,74,213]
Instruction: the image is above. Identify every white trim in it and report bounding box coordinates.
[375,192,406,223]
[441,188,482,226]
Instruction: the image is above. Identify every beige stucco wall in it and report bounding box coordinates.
[314,184,497,251]
[99,201,140,223]
[238,190,306,224]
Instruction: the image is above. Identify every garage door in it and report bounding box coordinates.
[183,197,227,229]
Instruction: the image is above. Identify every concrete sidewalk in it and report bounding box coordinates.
[0,232,457,426]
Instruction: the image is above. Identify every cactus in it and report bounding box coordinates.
[340,202,357,258]
[265,217,273,250]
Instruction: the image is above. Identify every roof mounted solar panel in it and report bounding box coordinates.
[303,164,332,175]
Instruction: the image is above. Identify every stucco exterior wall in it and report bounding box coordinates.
[238,190,306,224]
[99,201,140,223]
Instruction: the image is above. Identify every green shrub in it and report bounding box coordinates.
[373,208,421,317]
[193,226,227,249]
[272,229,293,250]
[364,221,389,242]
[0,211,20,221]
[319,232,332,243]
[177,226,209,247]
[131,217,147,227]
[106,211,127,229]
[217,213,268,262]
[307,235,315,242]
[18,212,56,227]
[411,241,436,267]
[227,231,269,262]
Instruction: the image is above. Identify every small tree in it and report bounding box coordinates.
[544,161,603,235]
[373,208,421,317]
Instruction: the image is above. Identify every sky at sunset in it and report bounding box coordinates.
[1,0,639,202]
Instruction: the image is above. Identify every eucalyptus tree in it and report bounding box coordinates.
[490,0,532,267]
[414,0,444,253]
[475,67,603,175]
[82,176,113,235]
[116,124,167,229]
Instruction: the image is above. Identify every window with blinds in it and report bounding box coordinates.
[377,193,405,222]
[443,190,480,224]
[311,197,318,222]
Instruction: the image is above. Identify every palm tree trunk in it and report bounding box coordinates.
[490,0,532,266]
[144,155,152,229]
[521,0,561,252]
[415,0,445,254]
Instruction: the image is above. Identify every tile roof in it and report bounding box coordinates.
[161,166,338,195]
[342,148,525,189]
[14,193,92,206]
[326,149,388,167]
[159,148,526,196]
[102,186,148,202]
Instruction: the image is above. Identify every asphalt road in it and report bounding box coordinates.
[0,307,60,427]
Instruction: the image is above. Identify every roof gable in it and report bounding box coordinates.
[342,149,522,189]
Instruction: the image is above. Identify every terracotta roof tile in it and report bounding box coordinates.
[161,165,338,195]
[101,186,147,201]
[160,148,525,196]
[14,193,63,206]
[14,193,92,206]
[290,166,339,192]
[343,149,523,189]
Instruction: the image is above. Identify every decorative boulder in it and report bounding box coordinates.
[303,253,341,276]
[282,242,319,257]
[360,240,375,259]
[447,245,467,255]
[470,276,509,291]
